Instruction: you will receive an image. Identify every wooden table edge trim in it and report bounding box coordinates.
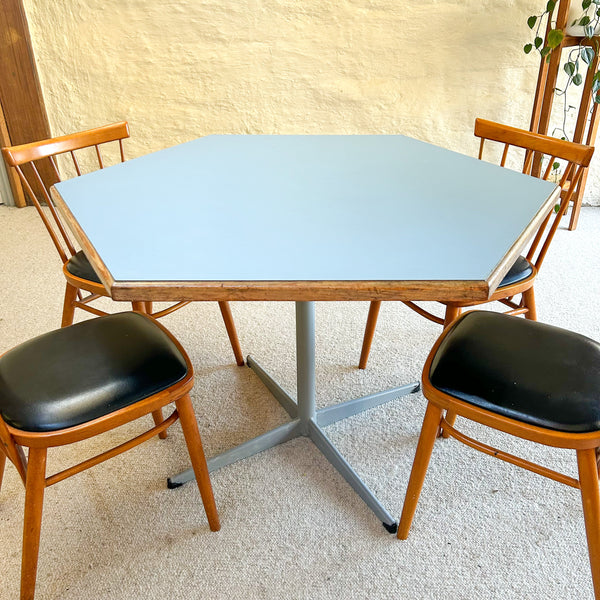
[486,185,560,293]
[51,185,116,290]
[106,280,490,302]
[51,183,560,304]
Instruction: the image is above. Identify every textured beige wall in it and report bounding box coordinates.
[22,0,599,204]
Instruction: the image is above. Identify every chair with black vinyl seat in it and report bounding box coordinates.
[398,311,600,599]
[0,311,220,600]
[1,122,244,366]
[358,118,595,369]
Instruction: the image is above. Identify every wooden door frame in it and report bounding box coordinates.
[0,97,25,206]
[0,0,55,207]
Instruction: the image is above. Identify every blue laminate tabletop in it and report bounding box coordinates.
[52,134,559,302]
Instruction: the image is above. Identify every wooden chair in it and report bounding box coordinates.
[358,118,595,369]
[398,311,600,599]
[0,311,220,600]
[1,122,244,366]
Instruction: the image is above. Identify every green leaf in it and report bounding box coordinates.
[583,0,592,9]
[574,73,584,84]
[547,28,564,48]
[524,43,533,54]
[547,0,556,11]
[541,46,552,61]
[527,15,537,29]
[553,161,560,170]
[535,36,543,48]
[582,47,595,64]
[564,61,576,76]
[595,91,600,103]
[579,15,592,26]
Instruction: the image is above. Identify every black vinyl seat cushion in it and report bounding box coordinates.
[498,255,534,288]
[65,250,102,283]
[0,312,188,432]
[429,311,600,433]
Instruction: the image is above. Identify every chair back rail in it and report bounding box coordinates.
[1,122,130,265]
[474,118,594,165]
[2,121,129,165]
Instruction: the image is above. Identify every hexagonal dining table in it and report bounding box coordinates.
[52,133,559,532]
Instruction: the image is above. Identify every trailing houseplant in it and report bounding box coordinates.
[525,0,600,140]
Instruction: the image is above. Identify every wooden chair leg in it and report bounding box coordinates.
[523,287,537,321]
[151,410,168,440]
[443,305,461,328]
[21,447,47,600]
[129,302,169,438]
[131,301,146,313]
[0,449,6,492]
[175,394,220,532]
[144,301,153,314]
[61,283,79,327]
[569,194,583,231]
[441,305,462,437]
[398,402,443,540]
[218,301,244,366]
[440,411,457,438]
[577,448,600,600]
[359,301,381,369]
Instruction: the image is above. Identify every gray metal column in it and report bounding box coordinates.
[296,301,316,430]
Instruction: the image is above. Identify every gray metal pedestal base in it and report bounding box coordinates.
[168,302,419,532]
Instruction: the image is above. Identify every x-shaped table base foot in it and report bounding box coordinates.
[168,302,419,533]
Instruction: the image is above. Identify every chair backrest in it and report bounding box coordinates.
[474,118,594,272]
[2,122,130,265]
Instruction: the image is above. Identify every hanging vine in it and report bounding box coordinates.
[524,0,600,140]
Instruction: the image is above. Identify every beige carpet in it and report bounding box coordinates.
[1,204,599,600]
